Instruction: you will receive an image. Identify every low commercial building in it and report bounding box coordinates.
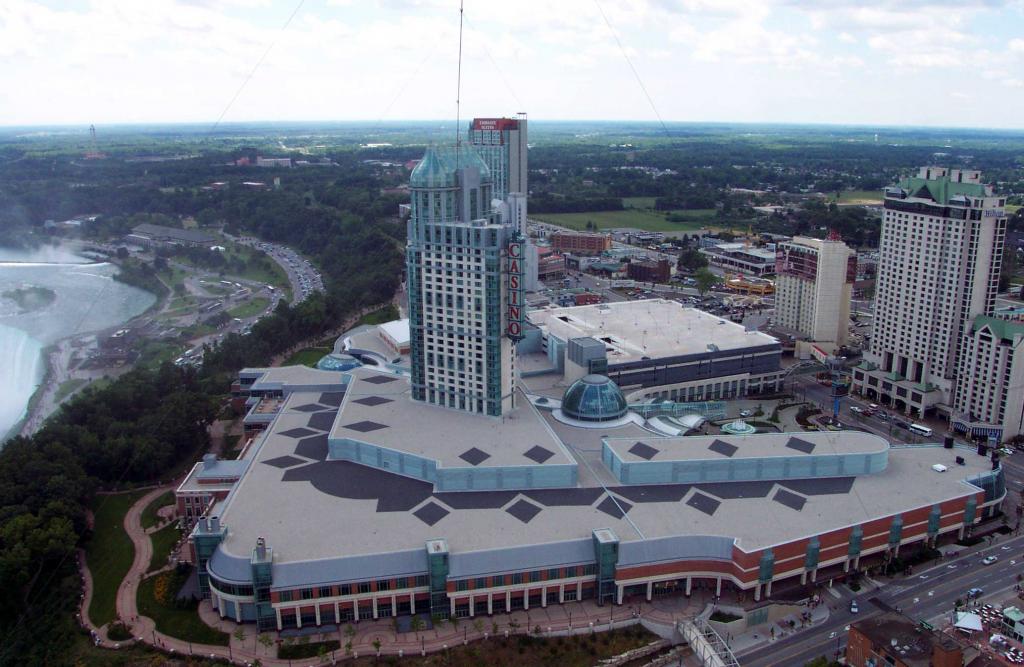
[549,231,612,256]
[846,612,963,667]
[524,299,785,401]
[626,258,671,283]
[187,365,1004,631]
[127,223,217,248]
[952,316,1024,441]
[700,242,777,276]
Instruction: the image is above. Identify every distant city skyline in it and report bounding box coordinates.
[2,0,1024,128]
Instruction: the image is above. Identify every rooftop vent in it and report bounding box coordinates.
[931,464,948,473]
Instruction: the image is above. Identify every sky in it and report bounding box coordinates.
[2,0,1024,128]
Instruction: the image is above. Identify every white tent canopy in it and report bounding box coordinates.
[956,612,983,632]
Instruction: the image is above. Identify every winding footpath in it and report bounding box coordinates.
[77,487,701,665]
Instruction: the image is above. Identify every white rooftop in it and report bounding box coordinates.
[378,319,410,346]
[528,299,778,362]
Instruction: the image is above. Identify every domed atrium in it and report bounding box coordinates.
[560,374,629,423]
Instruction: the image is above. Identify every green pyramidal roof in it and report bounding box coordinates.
[898,175,986,205]
[973,315,1024,343]
[410,144,491,189]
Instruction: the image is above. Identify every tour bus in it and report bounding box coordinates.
[908,423,933,437]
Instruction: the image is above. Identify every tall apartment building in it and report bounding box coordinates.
[953,317,1024,440]
[406,145,518,416]
[774,234,856,348]
[852,167,1007,420]
[467,115,527,200]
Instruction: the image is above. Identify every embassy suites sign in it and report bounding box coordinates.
[506,235,525,341]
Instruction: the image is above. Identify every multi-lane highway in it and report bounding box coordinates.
[738,535,1024,666]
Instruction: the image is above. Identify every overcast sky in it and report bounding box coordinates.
[2,0,1024,128]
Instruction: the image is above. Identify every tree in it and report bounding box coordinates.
[694,267,717,296]
[233,626,246,642]
[677,247,708,273]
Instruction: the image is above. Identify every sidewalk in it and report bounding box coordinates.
[726,601,831,654]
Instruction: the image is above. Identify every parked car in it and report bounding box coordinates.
[850,406,864,414]
[967,587,984,598]
[739,409,752,417]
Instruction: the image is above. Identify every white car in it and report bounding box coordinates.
[850,406,864,414]
[983,555,999,565]
[739,410,753,417]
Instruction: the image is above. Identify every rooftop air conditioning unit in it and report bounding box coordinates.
[931,464,948,473]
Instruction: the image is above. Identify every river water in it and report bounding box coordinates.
[0,245,156,440]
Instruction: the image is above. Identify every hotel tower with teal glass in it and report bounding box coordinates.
[406,144,519,416]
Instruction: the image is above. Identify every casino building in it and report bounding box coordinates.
[185,141,1006,634]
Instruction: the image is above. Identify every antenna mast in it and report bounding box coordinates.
[455,0,464,150]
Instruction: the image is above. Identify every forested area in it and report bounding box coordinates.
[0,150,405,664]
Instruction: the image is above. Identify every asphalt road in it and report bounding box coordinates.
[738,535,1024,666]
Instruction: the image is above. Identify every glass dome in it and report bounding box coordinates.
[315,353,362,372]
[561,374,628,422]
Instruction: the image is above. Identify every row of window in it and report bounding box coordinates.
[453,564,598,591]
[278,575,430,602]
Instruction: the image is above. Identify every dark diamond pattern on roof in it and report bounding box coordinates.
[524,488,605,506]
[778,477,855,496]
[342,420,389,433]
[307,411,337,431]
[295,434,328,461]
[708,439,738,458]
[696,481,774,499]
[505,499,542,524]
[352,396,394,407]
[773,488,807,511]
[319,392,345,407]
[413,501,449,526]
[279,427,317,439]
[293,403,326,413]
[263,455,306,469]
[458,447,491,466]
[523,445,555,464]
[628,441,660,461]
[612,485,690,503]
[362,375,399,385]
[686,492,721,516]
[596,495,632,519]
[786,437,817,454]
[434,492,516,510]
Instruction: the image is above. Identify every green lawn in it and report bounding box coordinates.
[54,378,88,403]
[147,523,181,573]
[140,490,174,530]
[532,208,716,232]
[227,296,271,319]
[137,570,230,646]
[284,346,332,367]
[623,196,657,209]
[137,340,185,369]
[358,304,399,326]
[828,189,883,204]
[85,490,149,628]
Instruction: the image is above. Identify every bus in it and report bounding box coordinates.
[908,423,933,437]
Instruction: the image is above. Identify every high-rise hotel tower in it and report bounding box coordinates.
[852,167,1007,420]
[406,145,523,417]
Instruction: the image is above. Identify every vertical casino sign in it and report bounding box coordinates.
[506,234,525,341]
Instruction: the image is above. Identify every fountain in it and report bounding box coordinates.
[721,419,757,435]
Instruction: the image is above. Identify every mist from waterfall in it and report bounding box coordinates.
[0,245,156,440]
